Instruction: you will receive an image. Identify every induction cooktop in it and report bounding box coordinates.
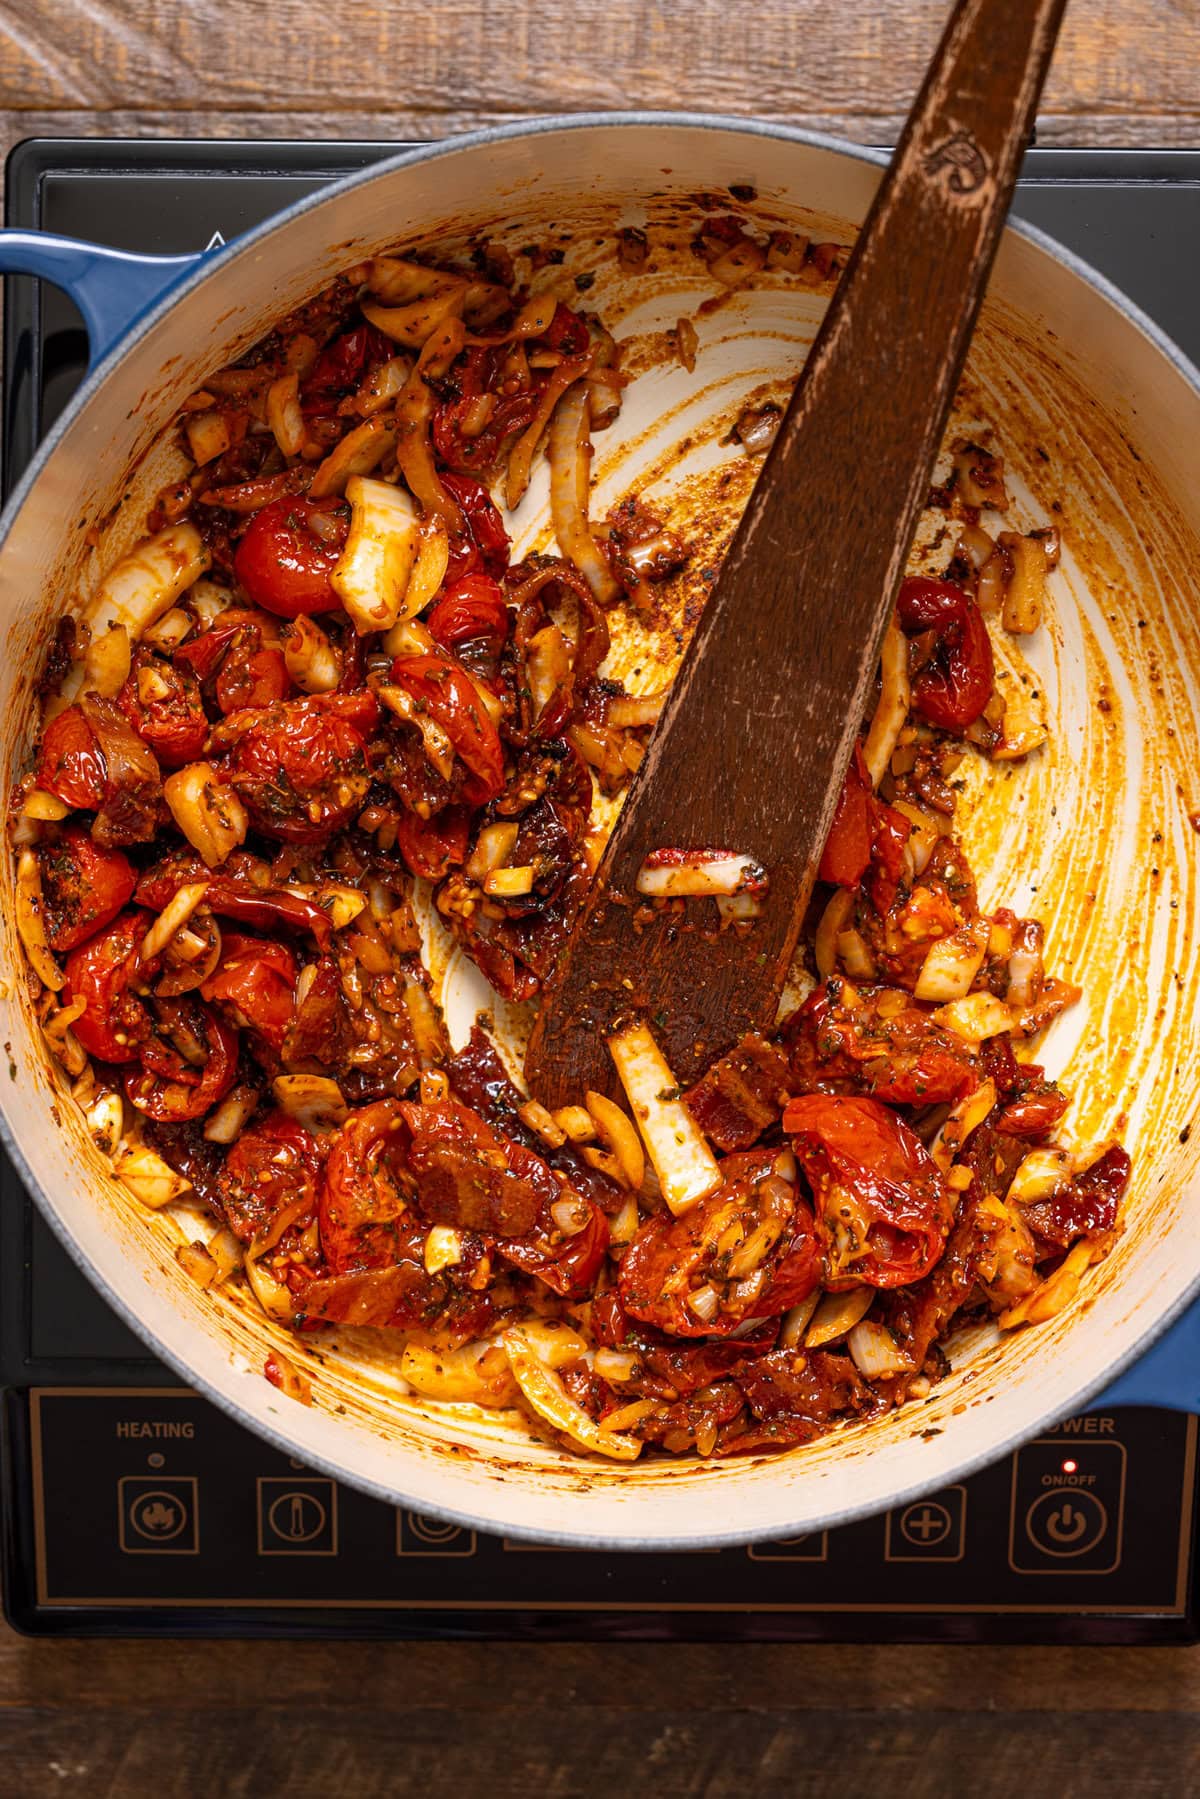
[2,137,1197,1640]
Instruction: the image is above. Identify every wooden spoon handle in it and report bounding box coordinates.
[527,0,1068,1104]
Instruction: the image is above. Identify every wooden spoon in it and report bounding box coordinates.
[526,0,1068,1105]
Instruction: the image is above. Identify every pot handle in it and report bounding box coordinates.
[0,231,202,372]
[1090,1298,1200,1412]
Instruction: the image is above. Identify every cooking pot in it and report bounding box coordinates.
[1,117,1198,1549]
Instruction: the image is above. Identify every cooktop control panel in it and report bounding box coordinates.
[6,1388,1191,1635]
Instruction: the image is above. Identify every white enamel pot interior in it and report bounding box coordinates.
[1,117,1198,1549]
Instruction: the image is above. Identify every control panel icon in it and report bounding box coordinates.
[748,1532,828,1562]
[885,1487,967,1562]
[1009,1437,1125,1574]
[257,1478,338,1555]
[1024,1491,1107,1557]
[118,1477,199,1555]
[396,1511,477,1556]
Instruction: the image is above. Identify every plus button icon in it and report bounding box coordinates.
[897,1500,953,1549]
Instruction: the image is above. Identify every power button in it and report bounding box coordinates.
[1024,1490,1107,1557]
[1009,1436,1125,1575]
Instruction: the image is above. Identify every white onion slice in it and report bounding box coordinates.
[635,850,767,900]
[607,1021,722,1217]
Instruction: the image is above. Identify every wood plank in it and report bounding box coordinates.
[0,1699,1198,1796]
[3,1627,1200,1713]
[0,0,1197,134]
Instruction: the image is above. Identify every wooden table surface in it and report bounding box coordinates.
[2,1,1200,1793]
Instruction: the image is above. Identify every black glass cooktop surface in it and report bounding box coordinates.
[2,138,1198,1639]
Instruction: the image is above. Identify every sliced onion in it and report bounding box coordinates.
[140,880,210,964]
[594,1348,639,1383]
[584,1090,645,1191]
[635,849,766,899]
[733,402,781,455]
[400,1337,516,1405]
[163,763,248,868]
[863,619,912,788]
[84,1089,124,1157]
[16,850,64,992]
[548,382,620,605]
[266,372,306,458]
[913,919,991,1003]
[506,354,593,511]
[113,1142,192,1209]
[931,1079,997,1172]
[934,991,1015,1047]
[847,1320,913,1379]
[243,1249,297,1322]
[608,1021,722,1217]
[424,1225,465,1273]
[503,1328,643,1461]
[271,1074,348,1132]
[203,1084,259,1145]
[361,280,466,350]
[607,692,666,729]
[85,523,211,646]
[1000,1240,1094,1330]
[814,887,854,978]
[1005,1147,1075,1207]
[282,615,340,692]
[804,1287,873,1347]
[779,1292,820,1348]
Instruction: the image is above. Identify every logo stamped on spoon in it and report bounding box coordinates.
[924,130,991,194]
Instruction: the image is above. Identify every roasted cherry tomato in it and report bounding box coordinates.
[426,574,509,660]
[136,849,336,950]
[441,473,511,580]
[217,643,290,713]
[731,1348,877,1452]
[619,1152,822,1338]
[36,705,106,809]
[218,1110,323,1244]
[783,1094,953,1289]
[541,302,591,356]
[396,806,471,882]
[390,653,504,803]
[783,981,978,1107]
[233,497,347,618]
[123,1004,239,1123]
[37,827,136,953]
[200,932,298,1051]
[394,1094,605,1295]
[978,1034,1070,1139]
[819,748,875,887]
[117,652,208,768]
[63,910,150,1063]
[498,1195,609,1297]
[897,576,994,732]
[818,743,911,914]
[590,1290,780,1395]
[177,608,292,714]
[221,693,377,842]
[1022,1145,1131,1250]
[319,1099,413,1271]
[432,353,541,477]
[301,324,393,413]
[297,1222,494,1337]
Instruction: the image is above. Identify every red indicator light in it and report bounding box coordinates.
[1062,1458,1078,1473]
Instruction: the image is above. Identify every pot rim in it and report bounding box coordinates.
[3,110,1199,1548]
